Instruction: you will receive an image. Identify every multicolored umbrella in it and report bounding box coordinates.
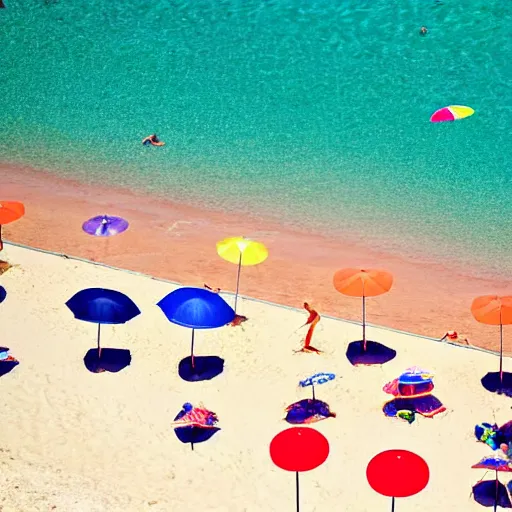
[299,372,335,400]
[0,201,25,251]
[82,214,129,237]
[216,236,268,313]
[430,105,474,123]
[472,455,512,510]
[172,402,220,451]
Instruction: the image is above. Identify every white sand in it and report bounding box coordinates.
[0,243,510,511]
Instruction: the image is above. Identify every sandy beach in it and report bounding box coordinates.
[0,242,510,511]
[1,163,511,354]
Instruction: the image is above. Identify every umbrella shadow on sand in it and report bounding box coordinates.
[0,346,19,377]
[83,348,132,373]
[178,355,224,382]
[346,339,397,366]
[481,372,512,398]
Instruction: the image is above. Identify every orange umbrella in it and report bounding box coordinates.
[471,295,512,383]
[333,268,393,351]
[0,201,25,252]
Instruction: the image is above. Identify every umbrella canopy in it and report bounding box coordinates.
[472,456,512,472]
[471,295,512,384]
[333,268,393,351]
[82,215,129,237]
[472,296,512,325]
[0,201,25,252]
[0,201,25,225]
[66,288,141,325]
[216,236,268,266]
[216,236,268,313]
[430,105,474,123]
[333,268,393,297]
[157,287,235,329]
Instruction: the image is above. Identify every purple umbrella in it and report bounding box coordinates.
[82,215,129,237]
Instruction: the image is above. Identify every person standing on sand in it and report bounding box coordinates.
[294,303,322,354]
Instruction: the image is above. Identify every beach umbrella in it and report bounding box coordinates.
[157,287,235,369]
[82,214,129,237]
[472,456,512,511]
[299,372,335,400]
[0,286,6,304]
[471,295,512,385]
[66,288,141,356]
[0,201,25,252]
[270,427,329,512]
[171,402,220,451]
[366,449,429,511]
[430,105,474,123]
[216,236,268,313]
[333,268,393,351]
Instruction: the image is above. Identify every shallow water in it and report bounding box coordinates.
[1,0,511,277]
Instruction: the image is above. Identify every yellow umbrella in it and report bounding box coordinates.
[216,236,268,312]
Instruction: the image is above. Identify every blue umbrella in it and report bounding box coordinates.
[157,287,235,368]
[66,288,141,355]
[0,286,6,304]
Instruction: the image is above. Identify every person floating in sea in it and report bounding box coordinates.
[203,284,248,326]
[294,302,322,354]
[419,26,428,36]
[142,134,165,147]
[440,330,470,345]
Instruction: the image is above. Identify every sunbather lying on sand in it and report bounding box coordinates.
[440,330,470,345]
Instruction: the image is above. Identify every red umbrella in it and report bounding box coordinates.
[367,449,429,511]
[270,427,329,512]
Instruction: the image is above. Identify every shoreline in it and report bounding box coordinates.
[1,162,510,353]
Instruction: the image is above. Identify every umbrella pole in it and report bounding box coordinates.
[362,296,367,351]
[495,470,498,512]
[295,471,300,512]
[191,329,195,369]
[500,323,504,385]
[191,442,194,451]
[234,253,242,314]
[0,224,3,252]
[391,496,395,512]
[312,384,315,400]
[97,323,101,358]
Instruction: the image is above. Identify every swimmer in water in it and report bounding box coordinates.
[142,134,165,147]
[420,26,428,36]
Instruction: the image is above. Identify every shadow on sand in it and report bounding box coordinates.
[83,348,132,374]
[0,360,19,377]
[346,340,396,366]
[174,426,221,450]
[481,372,512,398]
[0,286,6,304]
[178,356,224,382]
[473,480,512,508]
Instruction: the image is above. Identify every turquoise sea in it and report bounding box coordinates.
[1,0,511,277]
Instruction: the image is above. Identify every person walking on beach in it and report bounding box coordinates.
[294,303,322,354]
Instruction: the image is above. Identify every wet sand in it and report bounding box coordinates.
[1,162,510,353]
